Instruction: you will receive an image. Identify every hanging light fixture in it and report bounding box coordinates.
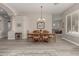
[37,6,46,22]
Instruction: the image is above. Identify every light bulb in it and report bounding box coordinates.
[37,18,41,22]
[42,18,46,22]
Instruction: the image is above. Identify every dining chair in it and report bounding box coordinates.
[33,30,40,33]
[42,34,49,42]
[41,30,49,42]
[42,30,49,33]
[32,33,40,42]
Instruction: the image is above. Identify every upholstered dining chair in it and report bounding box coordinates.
[33,30,40,33]
[32,33,40,42]
[42,30,49,33]
[42,34,49,42]
[42,30,49,42]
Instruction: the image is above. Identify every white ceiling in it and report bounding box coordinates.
[6,3,74,15]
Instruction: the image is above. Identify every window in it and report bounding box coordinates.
[72,14,78,32]
[66,11,79,34]
[66,15,72,33]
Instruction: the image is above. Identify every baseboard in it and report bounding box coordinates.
[0,36,7,39]
[62,38,79,46]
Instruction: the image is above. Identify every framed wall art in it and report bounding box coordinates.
[37,22,45,29]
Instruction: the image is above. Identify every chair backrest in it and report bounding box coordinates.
[32,34,40,38]
[43,30,49,34]
[32,30,40,38]
[33,30,40,33]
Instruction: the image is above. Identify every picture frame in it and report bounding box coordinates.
[17,23,21,27]
[37,22,45,29]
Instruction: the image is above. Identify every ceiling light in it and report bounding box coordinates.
[37,6,46,22]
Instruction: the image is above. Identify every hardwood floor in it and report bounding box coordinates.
[0,35,79,56]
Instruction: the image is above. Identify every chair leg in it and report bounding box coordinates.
[34,39,39,42]
[44,39,48,42]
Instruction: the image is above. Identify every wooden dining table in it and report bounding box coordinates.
[27,32,56,42]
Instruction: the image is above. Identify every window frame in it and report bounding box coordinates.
[66,10,79,34]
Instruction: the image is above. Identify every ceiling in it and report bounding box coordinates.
[6,3,74,15]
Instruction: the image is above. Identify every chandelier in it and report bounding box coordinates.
[37,6,46,22]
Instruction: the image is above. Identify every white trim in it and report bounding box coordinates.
[71,15,72,32]
[66,9,79,16]
[66,16,67,33]
[62,38,79,46]
[78,14,79,32]
[66,15,72,33]
[2,3,17,16]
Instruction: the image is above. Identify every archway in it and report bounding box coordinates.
[0,3,16,39]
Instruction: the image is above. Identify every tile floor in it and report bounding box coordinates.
[0,35,79,56]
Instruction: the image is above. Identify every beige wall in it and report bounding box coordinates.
[10,13,52,39]
[26,14,52,32]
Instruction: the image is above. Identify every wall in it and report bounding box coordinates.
[9,13,52,39]
[26,13,52,33]
[0,16,4,38]
[2,18,8,38]
[62,4,79,46]
[11,16,29,39]
[0,16,9,39]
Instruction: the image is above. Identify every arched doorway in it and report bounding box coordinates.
[0,4,16,40]
[0,7,10,39]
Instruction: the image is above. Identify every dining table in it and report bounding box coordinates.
[27,32,56,42]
